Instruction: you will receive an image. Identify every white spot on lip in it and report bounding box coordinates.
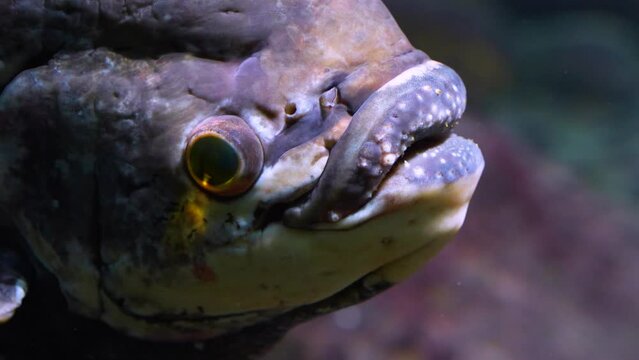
[328,211,341,222]
[412,167,426,177]
[452,84,459,92]
[382,153,397,166]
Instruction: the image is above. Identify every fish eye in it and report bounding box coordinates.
[185,116,263,196]
[187,135,240,187]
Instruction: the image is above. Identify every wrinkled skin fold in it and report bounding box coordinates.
[0,0,484,348]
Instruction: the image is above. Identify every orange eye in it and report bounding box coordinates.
[185,116,263,196]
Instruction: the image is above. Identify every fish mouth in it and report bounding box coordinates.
[284,60,482,228]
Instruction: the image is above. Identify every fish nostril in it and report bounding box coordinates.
[284,102,302,127]
[284,103,297,116]
[319,87,340,110]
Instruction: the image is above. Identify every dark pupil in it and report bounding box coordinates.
[189,136,240,186]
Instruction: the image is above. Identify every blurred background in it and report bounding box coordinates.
[265,1,639,359]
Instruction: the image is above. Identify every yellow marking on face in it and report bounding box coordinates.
[162,191,209,255]
[184,201,206,228]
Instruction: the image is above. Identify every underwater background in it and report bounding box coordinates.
[266,0,639,359]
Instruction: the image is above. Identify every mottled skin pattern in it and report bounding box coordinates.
[0,0,484,358]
